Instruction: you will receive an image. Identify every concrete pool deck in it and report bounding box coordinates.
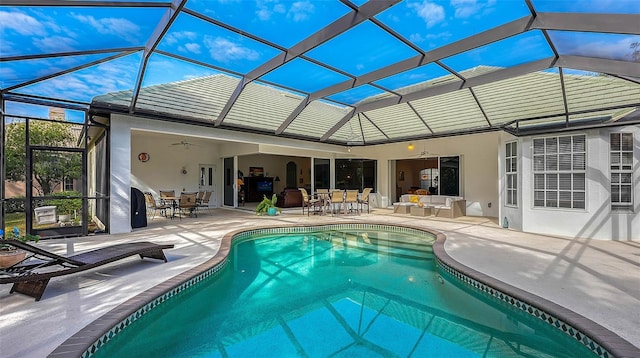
[1,208,638,357]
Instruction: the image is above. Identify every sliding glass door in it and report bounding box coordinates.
[335,159,376,191]
[439,156,460,196]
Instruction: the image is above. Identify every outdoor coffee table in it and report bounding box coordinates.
[410,205,431,217]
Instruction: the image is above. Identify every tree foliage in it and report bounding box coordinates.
[5,120,82,195]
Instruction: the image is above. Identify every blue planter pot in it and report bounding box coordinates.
[267,207,277,216]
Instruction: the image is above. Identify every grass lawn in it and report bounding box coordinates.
[4,212,97,238]
[4,212,27,235]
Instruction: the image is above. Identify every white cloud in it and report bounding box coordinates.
[183,43,202,54]
[410,33,425,43]
[0,39,16,56]
[0,11,46,36]
[71,13,141,44]
[164,31,199,46]
[426,31,452,40]
[0,66,17,84]
[256,0,286,21]
[25,58,139,101]
[567,38,639,61]
[450,0,496,19]
[451,0,479,18]
[203,36,260,63]
[256,8,271,21]
[33,36,78,52]
[288,1,315,22]
[408,1,445,28]
[273,4,287,14]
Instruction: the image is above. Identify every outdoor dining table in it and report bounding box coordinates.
[314,190,358,215]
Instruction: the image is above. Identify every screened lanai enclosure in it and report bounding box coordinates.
[1,0,639,237]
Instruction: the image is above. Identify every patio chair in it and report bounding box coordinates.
[196,191,205,205]
[144,192,169,219]
[359,188,373,213]
[299,188,320,216]
[0,240,174,301]
[159,190,176,208]
[344,190,359,214]
[197,190,212,215]
[178,192,198,218]
[159,190,175,200]
[328,190,345,216]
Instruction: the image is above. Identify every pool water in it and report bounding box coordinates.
[94,228,595,357]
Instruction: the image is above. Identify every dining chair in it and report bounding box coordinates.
[299,188,320,216]
[144,192,169,219]
[197,190,212,215]
[178,192,198,219]
[159,190,175,198]
[359,188,373,214]
[329,190,345,216]
[159,190,175,205]
[315,189,330,214]
[344,190,359,215]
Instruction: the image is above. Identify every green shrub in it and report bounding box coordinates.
[4,197,25,213]
[46,191,82,214]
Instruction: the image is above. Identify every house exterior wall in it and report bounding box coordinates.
[110,116,132,234]
[357,132,501,218]
[130,131,222,201]
[500,125,640,240]
[109,114,346,234]
[111,114,639,240]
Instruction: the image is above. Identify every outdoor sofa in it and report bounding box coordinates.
[393,194,467,218]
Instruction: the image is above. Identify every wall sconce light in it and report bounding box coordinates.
[347,146,352,153]
[408,143,415,151]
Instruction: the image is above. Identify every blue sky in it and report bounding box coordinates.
[1,0,638,119]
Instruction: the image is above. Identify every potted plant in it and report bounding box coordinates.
[0,227,40,268]
[255,194,281,216]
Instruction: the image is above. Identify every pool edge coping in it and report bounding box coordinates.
[431,232,640,358]
[47,222,640,358]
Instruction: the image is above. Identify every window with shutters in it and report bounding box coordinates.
[533,135,586,209]
[505,141,517,206]
[610,133,633,212]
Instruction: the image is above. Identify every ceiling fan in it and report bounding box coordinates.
[407,143,438,158]
[170,140,198,149]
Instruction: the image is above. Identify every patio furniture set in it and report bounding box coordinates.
[300,188,372,216]
[145,190,212,219]
[393,194,466,219]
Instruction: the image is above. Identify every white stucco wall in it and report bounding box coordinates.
[130,132,222,202]
[110,117,132,234]
[356,132,501,217]
[108,114,346,234]
[502,126,640,240]
[110,115,640,240]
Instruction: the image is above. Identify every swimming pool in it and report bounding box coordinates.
[88,224,600,357]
